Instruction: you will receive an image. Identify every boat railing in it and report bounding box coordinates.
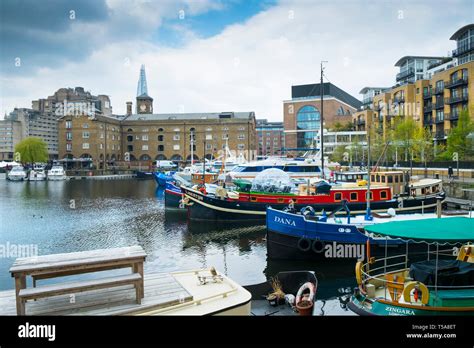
[360,248,474,296]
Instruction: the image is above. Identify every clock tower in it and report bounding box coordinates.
[136,64,153,114]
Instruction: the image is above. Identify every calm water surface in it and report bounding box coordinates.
[0,179,355,300]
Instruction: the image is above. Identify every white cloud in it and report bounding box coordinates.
[1,0,471,120]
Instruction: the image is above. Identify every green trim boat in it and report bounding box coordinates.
[348,217,474,316]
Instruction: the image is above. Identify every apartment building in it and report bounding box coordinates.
[256,119,285,157]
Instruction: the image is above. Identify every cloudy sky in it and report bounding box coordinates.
[0,0,473,120]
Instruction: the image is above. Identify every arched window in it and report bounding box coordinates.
[336,106,345,115]
[127,128,133,132]
[170,154,182,161]
[155,154,167,160]
[296,106,320,149]
[158,128,164,132]
[140,154,150,161]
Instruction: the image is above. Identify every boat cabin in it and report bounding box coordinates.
[334,171,368,183]
[370,171,442,196]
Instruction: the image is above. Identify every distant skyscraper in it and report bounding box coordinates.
[136,64,148,97]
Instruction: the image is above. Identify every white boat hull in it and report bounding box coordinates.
[47,175,66,181]
[7,174,26,181]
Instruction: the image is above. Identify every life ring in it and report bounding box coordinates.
[296,282,316,304]
[312,240,325,253]
[402,281,429,305]
[457,245,473,262]
[198,186,207,195]
[355,261,364,286]
[297,237,312,252]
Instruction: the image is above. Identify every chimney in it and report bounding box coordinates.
[126,102,132,116]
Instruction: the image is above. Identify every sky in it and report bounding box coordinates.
[1,0,473,120]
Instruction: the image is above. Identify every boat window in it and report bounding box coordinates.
[250,197,258,202]
[395,175,399,183]
[371,175,375,182]
[387,175,393,183]
[375,175,380,182]
[380,190,388,199]
[277,198,284,203]
[400,175,403,182]
[366,191,373,201]
[350,192,358,201]
[334,192,342,201]
[381,176,386,183]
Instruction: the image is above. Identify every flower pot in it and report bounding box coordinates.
[296,300,314,316]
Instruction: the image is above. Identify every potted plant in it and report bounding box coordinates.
[296,295,314,316]
[266,277,285,306]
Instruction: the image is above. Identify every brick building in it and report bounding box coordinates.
[283,82,362,155]
[256,119,285,157]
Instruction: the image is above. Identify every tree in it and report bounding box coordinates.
[14,137,48,163]
[330,145,348,163]
[392,118,417,161]
[445,109,474,160]
[412,126,434,163]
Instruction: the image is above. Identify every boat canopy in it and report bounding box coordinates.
[365,217,474,242]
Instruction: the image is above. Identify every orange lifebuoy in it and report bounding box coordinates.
[296,282,316,304]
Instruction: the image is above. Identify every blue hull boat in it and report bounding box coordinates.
[266,207,405,260]
[154,172,174,187]
[164,182,184,209]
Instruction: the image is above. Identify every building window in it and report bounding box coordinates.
[142,145,148,151]
[66,132,72,140]
[206,134,212,140]
[82,143,90,149]
[82,123,89,128]
[127,135,133,142]
[66,121,72,129]
[239,126,245,131]
[173,145,180,150]
[238,144,245,150]
[100,132,104,139]
[158,135,164,141]
[158,145,164,151]
[238,134,245,140]
[206,143,212,150]
[296,105,320,149]
[127,145,133,152]
[173,135,180,141]
[142,135,148,141]
[99,143,103,150]
[66,143,72,151]
[142,128,149,132]
[223,127,229,131]
[206,127,212,131]
[222,134,229,140]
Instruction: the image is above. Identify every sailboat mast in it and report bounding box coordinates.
[320,61,326,179]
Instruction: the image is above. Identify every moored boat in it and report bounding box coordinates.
[136,268,252,315]
[47,165,66,180]
[348,217,474,316]
[265,206,466,260]
[7,166,27,181]
[28,163,47,181]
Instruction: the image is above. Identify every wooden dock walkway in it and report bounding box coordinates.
[445,196,473,211]
[0,272,192,316]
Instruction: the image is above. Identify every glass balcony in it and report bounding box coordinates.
[396,67,415,81]
[445,94,468,104]
[445,77,468,89]
[452,42,474,57]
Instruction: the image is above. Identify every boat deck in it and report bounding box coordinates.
[0,272,192,316]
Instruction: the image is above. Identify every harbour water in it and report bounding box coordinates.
[0,179,356,303]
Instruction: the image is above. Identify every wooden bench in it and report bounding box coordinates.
[10,246,147,316]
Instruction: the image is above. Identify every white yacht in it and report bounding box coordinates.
[28,163,47,181]
[47,165,66,180]
[227,157,334,180]
[7,166,27,181]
